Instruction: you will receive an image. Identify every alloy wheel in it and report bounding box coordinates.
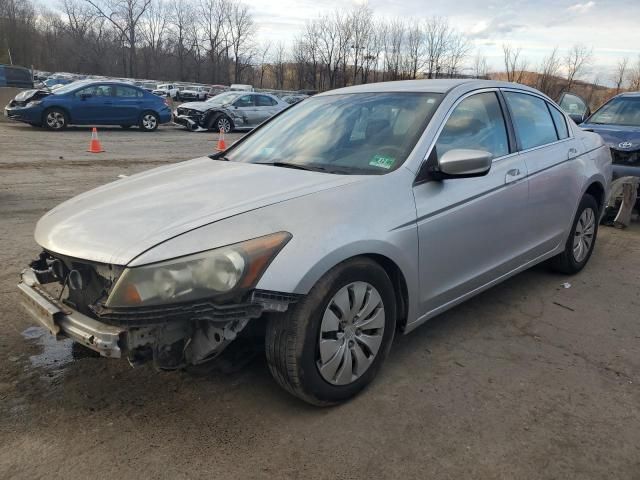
[46,111,65,129]
[573,207,595,262]
[317,281,385,386]
[142,114,157,130]
[217,117,231,133]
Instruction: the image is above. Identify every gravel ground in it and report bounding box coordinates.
[0,121,639,479]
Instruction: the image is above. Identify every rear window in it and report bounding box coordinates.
[504,92,559,150]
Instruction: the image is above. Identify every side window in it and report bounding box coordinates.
[75,85,112,97]
[234,95,255,107]
[504,92,558,150]
[548,104,569,140]
[256,95,277,107]
[115,86,141,98]
[435,92,509,160]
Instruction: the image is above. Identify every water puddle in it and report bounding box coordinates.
[21,326,74,382]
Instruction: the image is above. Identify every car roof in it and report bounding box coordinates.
[316,79,543,97]
[617,91,640,98]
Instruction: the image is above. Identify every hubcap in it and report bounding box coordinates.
[317,281,385,386]
[143,114,157,130]
[46,112,65,129]
[217,117,231,133]
[573,207,595,262]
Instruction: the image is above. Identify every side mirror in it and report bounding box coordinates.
[438,149,493,178]
[569,113,588,125]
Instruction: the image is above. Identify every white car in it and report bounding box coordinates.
[177,86,209,101]
[152,83,179,99]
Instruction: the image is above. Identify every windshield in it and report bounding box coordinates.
[223,92,441,174]
[207,92,242,104]
[52,81,84,94]
[589,96,640,127]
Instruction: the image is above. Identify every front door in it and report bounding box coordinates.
[72,84,116,124]
[412,90,530,319]
[232,94,257,128]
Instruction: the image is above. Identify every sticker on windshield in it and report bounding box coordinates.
[369,154,395,170]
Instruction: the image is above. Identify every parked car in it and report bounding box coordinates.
[43,78,75,89]
[207,84,228,98]
[173,91,288,132]
[281,94,309,105]
[17,80,610,405]
[139,82,158,93]
[0,64,34,88]
[152,83,179,99]
[177,85,208,101]
[560,92,640,180]
[229,83,254,92]
[4,80,172,131]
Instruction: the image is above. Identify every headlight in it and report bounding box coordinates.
[106,232,291,308]
[26,100,42,107]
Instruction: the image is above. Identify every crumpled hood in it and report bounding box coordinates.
[581,123,640,152]
[14,89,50,102]
[35,157,362,265]
[179,100,225,112]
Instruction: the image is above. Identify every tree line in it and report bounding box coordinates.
[1,0,639,99]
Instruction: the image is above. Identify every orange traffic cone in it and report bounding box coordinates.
[87,127,104,153]
[216,128,227,151]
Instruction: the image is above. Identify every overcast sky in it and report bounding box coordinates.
[251,0,640,81]
[39,0,640,82]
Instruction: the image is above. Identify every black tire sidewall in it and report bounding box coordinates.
[564,194,599,272]
[215,114,232,133]
[295,260,396,403]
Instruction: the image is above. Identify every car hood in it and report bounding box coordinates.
[179,101,226,112]
[35,157,362,266]
[13,89,51,102]
[581,123,640,152]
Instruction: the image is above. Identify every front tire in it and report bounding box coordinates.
[549,194,599,274]
[43,108,68,130]
[209,114,232,133]
[139,111,159,132]
[265,258,396,406]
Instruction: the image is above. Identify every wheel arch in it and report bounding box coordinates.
[205,109,234,131]
[585,180,605,212]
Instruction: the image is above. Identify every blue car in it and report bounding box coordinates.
[4,80,172,131]
[559,91,640,179]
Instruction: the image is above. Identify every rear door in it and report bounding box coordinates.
[413,90,530,318]
[503,90,583,257]
[254,95,279,124]
[112,85,143,124]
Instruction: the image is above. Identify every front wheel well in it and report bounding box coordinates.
[360,254,409,332]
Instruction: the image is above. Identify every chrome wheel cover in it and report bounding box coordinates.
[573,207,595,262]
[46,111,65,129]
[317,281,385,386]
[142,114,157,130]
[217,117,231,133]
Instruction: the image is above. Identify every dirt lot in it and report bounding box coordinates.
[0,120,639,479]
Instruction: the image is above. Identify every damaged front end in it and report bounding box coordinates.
[18,238,298,370]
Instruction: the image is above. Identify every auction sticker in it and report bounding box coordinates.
[369,154,395,169]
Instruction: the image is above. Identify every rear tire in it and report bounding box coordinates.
[139,111,159,132]
[549,194,599,274]
[265,258,396,406]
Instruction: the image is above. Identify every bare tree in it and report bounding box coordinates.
[537,47,562,96]
[348,4,373,84]
[613,57,629,94]
[199,0,229,84]
[140,0,168,78]
[424,17,449,78]
[472,51,489,78]
[564,43,592,92]
[405,20,424,79]
[628,56,640,91]
[169,0,193,82]
[443,31,470,76]
[272,41,286,89]
[83,0,152,77]
[227,2,255,83]
[502,44,528,83]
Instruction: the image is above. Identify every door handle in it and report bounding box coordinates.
[568,147,578,159]
[505,168,523,184]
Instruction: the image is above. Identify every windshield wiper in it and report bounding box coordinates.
[264,161,343,173]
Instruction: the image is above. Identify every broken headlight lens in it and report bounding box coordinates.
[106,232,291,308]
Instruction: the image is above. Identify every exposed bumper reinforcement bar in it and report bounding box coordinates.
[18,270,125,358]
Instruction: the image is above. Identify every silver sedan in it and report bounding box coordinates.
[18,79,611,405]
